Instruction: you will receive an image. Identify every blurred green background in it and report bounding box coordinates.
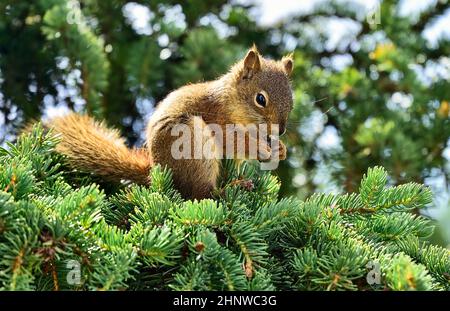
[0,0,449,245]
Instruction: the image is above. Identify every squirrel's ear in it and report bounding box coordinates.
[281,53,294,76]
[242,46,261,79]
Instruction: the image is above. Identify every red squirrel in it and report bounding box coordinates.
[47,46,294,199]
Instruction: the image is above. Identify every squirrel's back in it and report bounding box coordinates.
[47,113,152,184]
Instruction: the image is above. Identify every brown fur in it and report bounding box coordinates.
[45,46,294,199]
[49,114,152,184]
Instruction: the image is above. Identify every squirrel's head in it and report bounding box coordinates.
[229,45,294,135]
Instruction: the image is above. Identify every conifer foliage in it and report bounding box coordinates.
[0,126,448,291]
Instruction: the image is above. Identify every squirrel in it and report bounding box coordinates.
[46,46,294,199]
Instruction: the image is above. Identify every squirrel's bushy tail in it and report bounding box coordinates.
[47,113,152,185]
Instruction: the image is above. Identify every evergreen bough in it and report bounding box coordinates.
[0,126,448,291]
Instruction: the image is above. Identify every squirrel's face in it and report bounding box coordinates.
[232,47,294,136]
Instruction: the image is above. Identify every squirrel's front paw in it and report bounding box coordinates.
[270,139,287,160]
[257,139,287,162]
[257,143,272,162]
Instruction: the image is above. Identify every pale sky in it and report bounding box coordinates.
[237,0,450,46]
[123,0,450,48]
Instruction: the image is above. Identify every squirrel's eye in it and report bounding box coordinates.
[255,93,267,107]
